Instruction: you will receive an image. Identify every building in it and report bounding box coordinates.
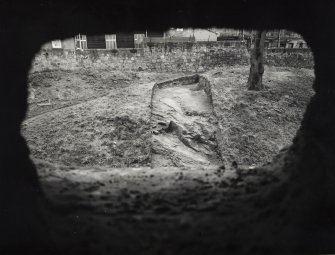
[261,30,307,49]
[75,33,145,50]
[215,28,243,40]
[144,28,217,43]
[41,38,76,50]
[41,29,308,51]
[266,30,308,48]
[42,33,146,50]
[166,28,218,42]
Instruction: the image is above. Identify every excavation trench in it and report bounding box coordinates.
[22,69,314,171]
[150,76,223,168]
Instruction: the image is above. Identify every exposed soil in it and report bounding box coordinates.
[151,82,222,168]
[22,66,314,169]
[22,70,184,167]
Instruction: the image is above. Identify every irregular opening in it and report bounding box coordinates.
[18,27,318,253]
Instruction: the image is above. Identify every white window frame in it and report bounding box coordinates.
[134,34,145,48]
[75,34,87,50]
[105,34,117,49]
[51,40,62,49]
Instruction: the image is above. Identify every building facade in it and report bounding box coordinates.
[41,29,308,51]
[42,33,145,50]
[166,28,218,42]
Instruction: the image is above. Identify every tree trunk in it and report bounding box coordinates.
[247,30,266,90]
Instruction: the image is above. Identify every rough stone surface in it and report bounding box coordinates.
[35,152,292,255]
[265,51,314,69]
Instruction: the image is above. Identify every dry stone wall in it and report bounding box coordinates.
[31,42,313,74]
[31,42,248,73]
[265,51,314,68]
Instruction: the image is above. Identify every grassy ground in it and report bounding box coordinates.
[206,66,314,167]
[27,69,140,118]
[22,66,315,169]
[22,70,184,167]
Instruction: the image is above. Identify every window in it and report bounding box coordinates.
[134,34,144,41]
[106,34,117,49]
[134,34,145,48]
[86,35,106,49]
[116,33,135,48]
[51,40,62,49]
[75,34,87,50]
[287,43,294,48]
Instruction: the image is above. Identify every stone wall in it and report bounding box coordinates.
[264,50,314,68]
[31,42,249,73]
[30,41,314,74]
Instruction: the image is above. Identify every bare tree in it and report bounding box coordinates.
[247,30,266,90]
